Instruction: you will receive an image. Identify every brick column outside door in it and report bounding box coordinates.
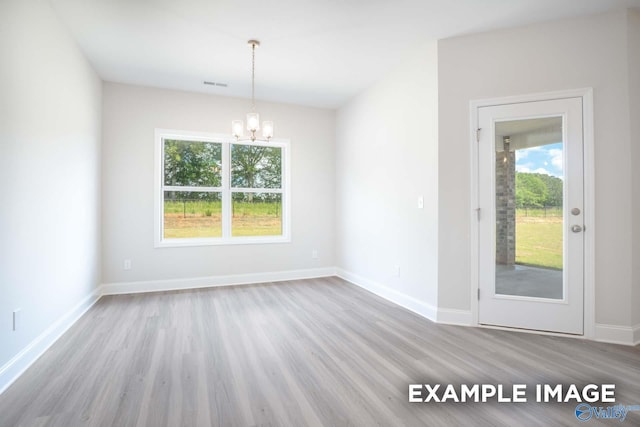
[495,148,516,265]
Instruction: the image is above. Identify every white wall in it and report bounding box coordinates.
[438,11,636,329]
[335,42,439,316]
[101,83,335,285]
[0,0,102,378]
[628,10,640,329]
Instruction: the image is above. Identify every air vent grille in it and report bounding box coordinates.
[204,81,228,87]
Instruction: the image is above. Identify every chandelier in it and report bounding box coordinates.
[232,40,274,142]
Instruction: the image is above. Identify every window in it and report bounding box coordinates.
[155,129,289,247]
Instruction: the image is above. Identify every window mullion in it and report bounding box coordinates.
[222,142,231,238]
[163,185,223,192]
[229,188,283,193]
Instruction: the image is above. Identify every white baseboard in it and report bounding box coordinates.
[0,289,102,395]
[436,308,473,326]
[336,268,438,321]
[101,267,337,295]
[594,323,640,346]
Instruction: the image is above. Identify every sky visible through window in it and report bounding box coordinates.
[515,142,563,179]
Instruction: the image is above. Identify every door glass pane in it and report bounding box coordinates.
[495,117,563,299]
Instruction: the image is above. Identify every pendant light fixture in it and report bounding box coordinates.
[232,40,274,142]
[503,136,511,163]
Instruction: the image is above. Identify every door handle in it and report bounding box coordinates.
[571,225,583,233]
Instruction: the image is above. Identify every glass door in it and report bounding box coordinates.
[478,98,584,334]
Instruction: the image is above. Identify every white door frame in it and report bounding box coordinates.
[469,88,595,339]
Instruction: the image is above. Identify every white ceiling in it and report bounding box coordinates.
[51,0,639,109]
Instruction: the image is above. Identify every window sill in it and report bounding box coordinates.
[155,235,291,248]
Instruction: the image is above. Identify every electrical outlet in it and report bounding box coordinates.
[124,259,132,270]
[418,196,424,209]
[311,250,319,259]
[12,309,21,331]
[394,265,401,277]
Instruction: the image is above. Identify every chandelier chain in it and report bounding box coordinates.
[251,42,256,112]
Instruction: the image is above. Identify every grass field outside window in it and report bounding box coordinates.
[515,207,563,270]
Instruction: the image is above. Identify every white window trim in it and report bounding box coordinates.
[154,128,291,248]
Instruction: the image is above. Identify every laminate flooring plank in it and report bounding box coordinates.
[250,283,337,427]
[247,286,325,427]
[241,287,316,427]
[134,325,166,427]
[107,316,159,427]
[197,293,240,427]
[265,285,381,426]
[210,292,257,427]
[222,286,289,427]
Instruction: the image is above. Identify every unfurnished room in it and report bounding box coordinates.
[1,0,640,425]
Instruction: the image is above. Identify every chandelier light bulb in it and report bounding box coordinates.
[247,113,260,132]
[232,120,244,138]
[262,121,274,140]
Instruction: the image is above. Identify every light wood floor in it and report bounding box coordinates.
[1,277,639,426]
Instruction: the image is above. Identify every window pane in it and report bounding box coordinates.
[231,144,282,189]
[164,191,222,238]
[164,140,222,187]
[232,193,282,237]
